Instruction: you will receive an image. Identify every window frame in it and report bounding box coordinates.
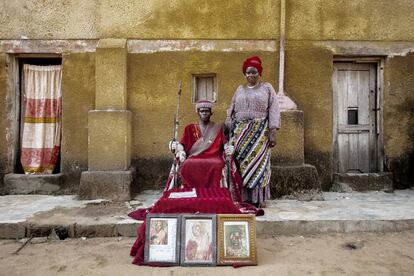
[192,73,218,103]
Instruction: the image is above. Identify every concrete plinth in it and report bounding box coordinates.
[272,110,304,165]
[95,38,127,110]
[79,38,134,201]
[79,169,134,201]
[4,173,63,195]
[88,110,131,171]
[270,164,321,199]
[332,172,393,192]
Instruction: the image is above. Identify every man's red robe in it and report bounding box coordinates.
[179,122,226,189]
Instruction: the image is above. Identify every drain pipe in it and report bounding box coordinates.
[277,0,297,110]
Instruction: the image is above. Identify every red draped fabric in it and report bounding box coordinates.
[179,123,225,188]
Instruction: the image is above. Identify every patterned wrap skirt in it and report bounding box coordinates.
[232,118,271,204]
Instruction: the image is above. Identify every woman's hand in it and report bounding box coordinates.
[269,129,277,148]
[224,143,235,156]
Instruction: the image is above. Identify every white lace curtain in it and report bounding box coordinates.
[20,64,62,174]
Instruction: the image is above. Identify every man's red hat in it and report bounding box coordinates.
[195,99,213,112]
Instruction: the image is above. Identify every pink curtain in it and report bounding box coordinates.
[20,64,62,174]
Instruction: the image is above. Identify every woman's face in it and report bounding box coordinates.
[245,66,260,86]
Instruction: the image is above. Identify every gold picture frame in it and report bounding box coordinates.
[217,214,257,266]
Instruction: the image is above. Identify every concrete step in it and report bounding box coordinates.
[4,173,64,195]
[1,190,413,239]
[332,172,393,192]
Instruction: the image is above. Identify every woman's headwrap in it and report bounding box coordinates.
[195,99,213,112]
[242,56,263,76]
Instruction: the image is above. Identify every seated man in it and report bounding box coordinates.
[165,100,237,193]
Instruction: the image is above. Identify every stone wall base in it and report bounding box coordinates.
[270,164,322,199]
[79,168,135,201]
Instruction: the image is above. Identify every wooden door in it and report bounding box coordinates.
[333,62,378,173]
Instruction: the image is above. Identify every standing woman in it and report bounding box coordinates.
[225,56,281,207]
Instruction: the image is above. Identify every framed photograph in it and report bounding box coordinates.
[144,214,181,265]
[217,214,257,265]
[180,214,217,266]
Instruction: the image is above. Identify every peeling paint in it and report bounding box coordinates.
[0,40,98,53]
[127,40,277,53]
[314,41,414,57]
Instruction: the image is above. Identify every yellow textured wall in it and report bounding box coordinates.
[287,0,414,41]
[1,0,414,190]
[0,0,278,39]
[0,54,8,191]
[3,0,414,40]
[284,42,333,188]
[98,0,278,39]
[384,54,414,157]
[61,53,95,188]
[0,0,98,39]
[127,52,277,159]
[383,53,414,188]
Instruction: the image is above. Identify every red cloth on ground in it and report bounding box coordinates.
[179,123,225,188]
[129,187,242,265]
[151,188,241,214]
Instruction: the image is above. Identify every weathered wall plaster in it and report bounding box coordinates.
[1,0,414,191]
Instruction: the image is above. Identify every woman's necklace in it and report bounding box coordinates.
[247,82,260,89]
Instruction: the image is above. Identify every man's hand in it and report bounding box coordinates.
[169,141,184,153]
[176,151,186,163]
[169,141,186,162]
[269,129,277,148]
[224,143,235,156]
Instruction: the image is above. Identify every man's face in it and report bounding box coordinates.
[198,107,212,123]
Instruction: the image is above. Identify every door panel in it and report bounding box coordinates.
[333,62,378,173]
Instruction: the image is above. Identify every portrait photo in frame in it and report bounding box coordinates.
[144,214,181,265]
[217,214,257,266]
[180,214,217,266]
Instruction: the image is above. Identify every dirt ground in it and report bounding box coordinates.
[1,231,413,276]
